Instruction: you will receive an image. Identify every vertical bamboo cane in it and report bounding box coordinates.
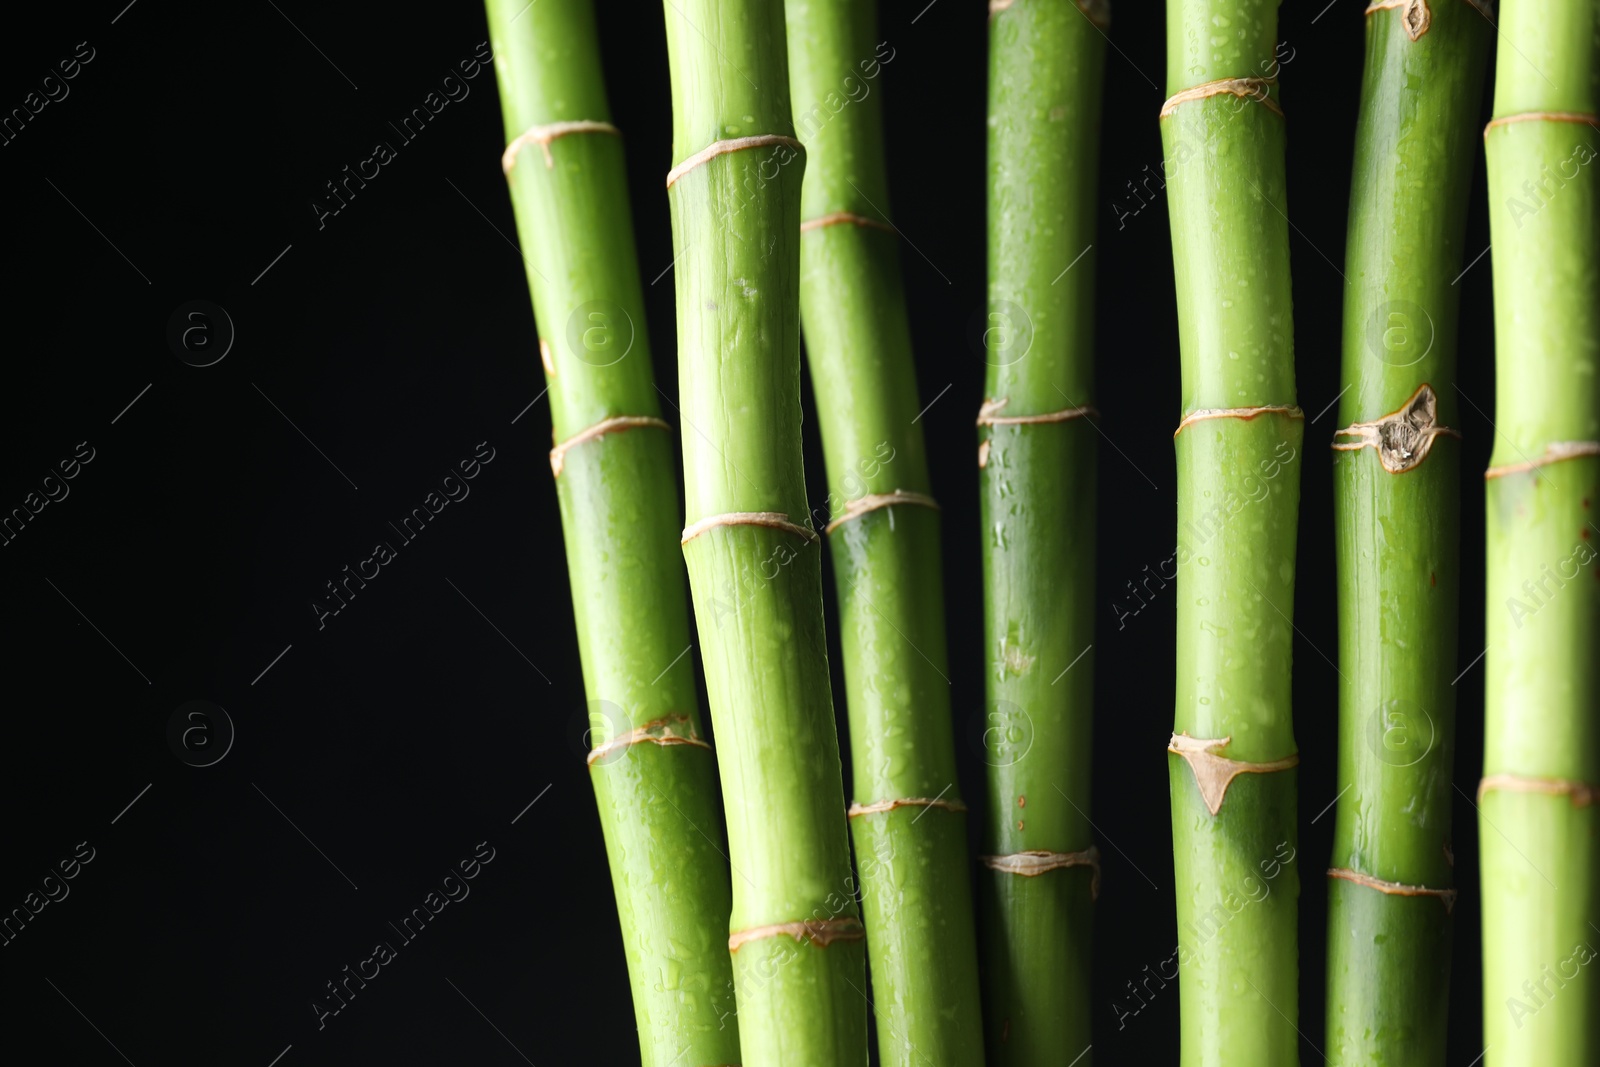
[1325,3,1490,1064]
[783,3,984,1064]
[1480,0,1600,1062]
[660,0,868,1063]
[1161,1,1302,1063]
[485,1,741,1063]
[979,1,1107,1062]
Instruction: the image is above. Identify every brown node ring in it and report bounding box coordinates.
[502,120,621,173]
[824,490,940,535]
[666,134,804,189]
[1484,111,1600,137]
[1327,867,1458,913]
[549,416,672,478]
[1160,77,1283,120]
[681,511,820,546]
[586,714,711,767]
[1173,404,1303,438]
[1169,733,1299,816]
[1478,774,1600,807]
[1331,383,1460,474]
[1483,441,1600,480]
[848,795,968,818]
[981,846,1102,899]
[976,396,1099,426]
[800,212,893,234]
[728,916,864,953]
[1365,0,1432,39]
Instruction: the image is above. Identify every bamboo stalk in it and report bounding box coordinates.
[978,1,1107,1062]
[1480,0,1600,1062]
[1325,3,1490,1064]
[484,2,741,1064]
[782,3,983,1064]
[1161,1,1302,1062]
[660,1,867,1063]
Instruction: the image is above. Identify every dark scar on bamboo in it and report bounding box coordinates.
[981,846,1102,899]
[1483,441,1600,479]
[586,713,712,766]
[666,134,805,189]
[1169,733,1299,816]
[1478,774,1600,806]
[1326,868,1458,913]
[1331,383,1460,474]
[975,397,1099,469]
[727,916,865,952]
[549,416,672,478]
[848,796,967,817]
[824,490,940,535]
[681,512,820,545]
[1160,77,1284,120]
[1172,404,1303,438]
[988,0,1111,31]
[502,120,621,172]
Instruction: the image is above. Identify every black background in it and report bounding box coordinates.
[0,1,1495,1063]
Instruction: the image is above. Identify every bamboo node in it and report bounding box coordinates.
[502,120,621,173]
[1173,404,1303,438]
[1160,77,1283,120]
[1478,773,1600,807]
[728,916,864,952]
[848,795,968,818]
[549,416,672,478]
[1484,111,1600,137]
[976,396,1099,427]
[1365,0,1432,39]
[981,846,1102,898]
[585,713,711,767]
[681,511,820,545]
[666,134,805,189]
[823,490,940,535]
[1327,867,1457,913]
[1168,733,1299,816]
[1331,383,1459,474]
[1483,441,1600,480]
[799,212,893,234]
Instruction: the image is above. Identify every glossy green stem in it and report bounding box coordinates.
[485,2,740,1064]
[1325,5,1490,1065]
[979,2,1106,1063]
[661,1,867,1063]
[1481,1,1600,1063]
[1162,2,1302,1064]
[783,4,983,1065]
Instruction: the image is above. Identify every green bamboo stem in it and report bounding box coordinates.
[661,1,867,1063]
[979,1,1106,1062]
[484,2,741,1064]
[1325,4,1490,1064]
[782,3,983,1064]
[1480,0,1600,1062]
[1161,2,1302,1063]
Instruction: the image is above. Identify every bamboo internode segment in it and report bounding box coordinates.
[981,847,1102,898]
[1331,383,1460,474]
[1159,76,1283,119]
[1483,111,1600,136]
[1482,440,1600,479]
[975,396,1099,426]
[664,134,805,189]
[847,795,968,817]
[680,511,821,545]
[988,0,1111,30]
[1173,404,1304,438]
[727,917,866,952]
[585,713,713,766]
[1477,773,1600,806]
[1168,732,1300,816]
[549,415,672,477]
[501,119,621,173]
[799,211,893,234]
[822,490,940,535]
[1326,867,1459,913]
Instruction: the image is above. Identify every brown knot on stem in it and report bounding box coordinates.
[666,135,804,189]
[681,511,820,545]
[502,120,621,173]
[1331,383,1459,473]
[1484,441,1600,479]
[549,416,671,478]
[848,795,968,818]
[981,846,1102,899]
[1366,0,1432,39]
[728,916,865,952]
[824,490,940,535]
[1160,77,1283,120]
[585,713,711,767]
[1478,773,1600,807]
[1173,404,1303,438]
[1327,867,1457,913]
[1169,733,1299,816]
